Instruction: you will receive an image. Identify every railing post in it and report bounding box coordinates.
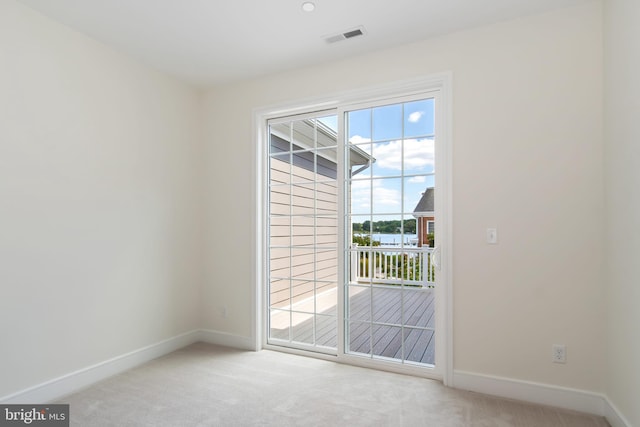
[422,247,429,288]
[350,244,358,283]
[369,248,374,280]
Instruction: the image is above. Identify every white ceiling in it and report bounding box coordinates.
[18,0,591,87]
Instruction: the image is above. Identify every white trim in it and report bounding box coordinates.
[264,340,337,357]
[263,341,443,381]
[453,370,606,416]
[604,396,632,427]
[251,100,263,353]
[255,74,453,120]
[338,353,443,381]
[336,106,347,358]
[0,330,259,405]
[454,371,633,426]
[0,330,201,404]
[1,327,630,427]
[429,73,454,387]
[263,343,340,362]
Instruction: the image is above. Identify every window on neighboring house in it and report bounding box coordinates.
[427,220,435,234]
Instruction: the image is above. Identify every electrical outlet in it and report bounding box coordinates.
[552,344,566,363]
[486,228,498,244]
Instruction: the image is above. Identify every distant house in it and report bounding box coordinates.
[413,187,434,247]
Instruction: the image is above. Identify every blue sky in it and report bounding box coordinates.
[348,99,435,219]
[348,99,434,141]
[314,98,435,223]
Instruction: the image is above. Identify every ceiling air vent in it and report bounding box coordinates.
[324,26,366,44]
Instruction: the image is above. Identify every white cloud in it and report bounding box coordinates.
[374,139,434,171]
[347,137,434,214]
[350,178,400,214]
[372,186,401,208]
[408,111,424,123]
[349,135,371,144]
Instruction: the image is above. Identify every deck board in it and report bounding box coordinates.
[270,286,435,365]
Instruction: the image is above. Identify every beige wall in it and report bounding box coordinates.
[203,1,605,391]
[4,0,628,416]
[604,0,640,425]
[0,1,204,398]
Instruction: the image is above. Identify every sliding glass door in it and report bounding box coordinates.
[264,87,446,374]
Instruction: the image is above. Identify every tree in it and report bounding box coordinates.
[351,219,417,235]
[426,232,434,248]
[404,219,416,234]
[352,234,380,246]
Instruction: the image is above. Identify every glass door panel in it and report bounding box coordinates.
[345,97,436,366]
[267,114,339,353]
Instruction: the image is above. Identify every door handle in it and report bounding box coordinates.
[431,246,441,270]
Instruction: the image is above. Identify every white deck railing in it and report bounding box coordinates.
[350,245,434,288]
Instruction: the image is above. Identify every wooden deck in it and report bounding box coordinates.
[270,286,435,365]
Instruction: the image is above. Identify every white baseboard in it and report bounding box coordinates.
[198,329,256,351]
[0,329,256,405]
[0,330,201,404]
[452,370,606,416]
[452,370,633,426]
[2,334,631,427]
[604,396,632,427]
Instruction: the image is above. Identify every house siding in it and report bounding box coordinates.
[269,157,338,309]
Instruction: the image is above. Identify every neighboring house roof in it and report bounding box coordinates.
[413,187,434,217]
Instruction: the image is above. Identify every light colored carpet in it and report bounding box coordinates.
[60,343,609,426]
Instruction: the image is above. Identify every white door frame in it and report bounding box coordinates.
[252,74,453,385]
